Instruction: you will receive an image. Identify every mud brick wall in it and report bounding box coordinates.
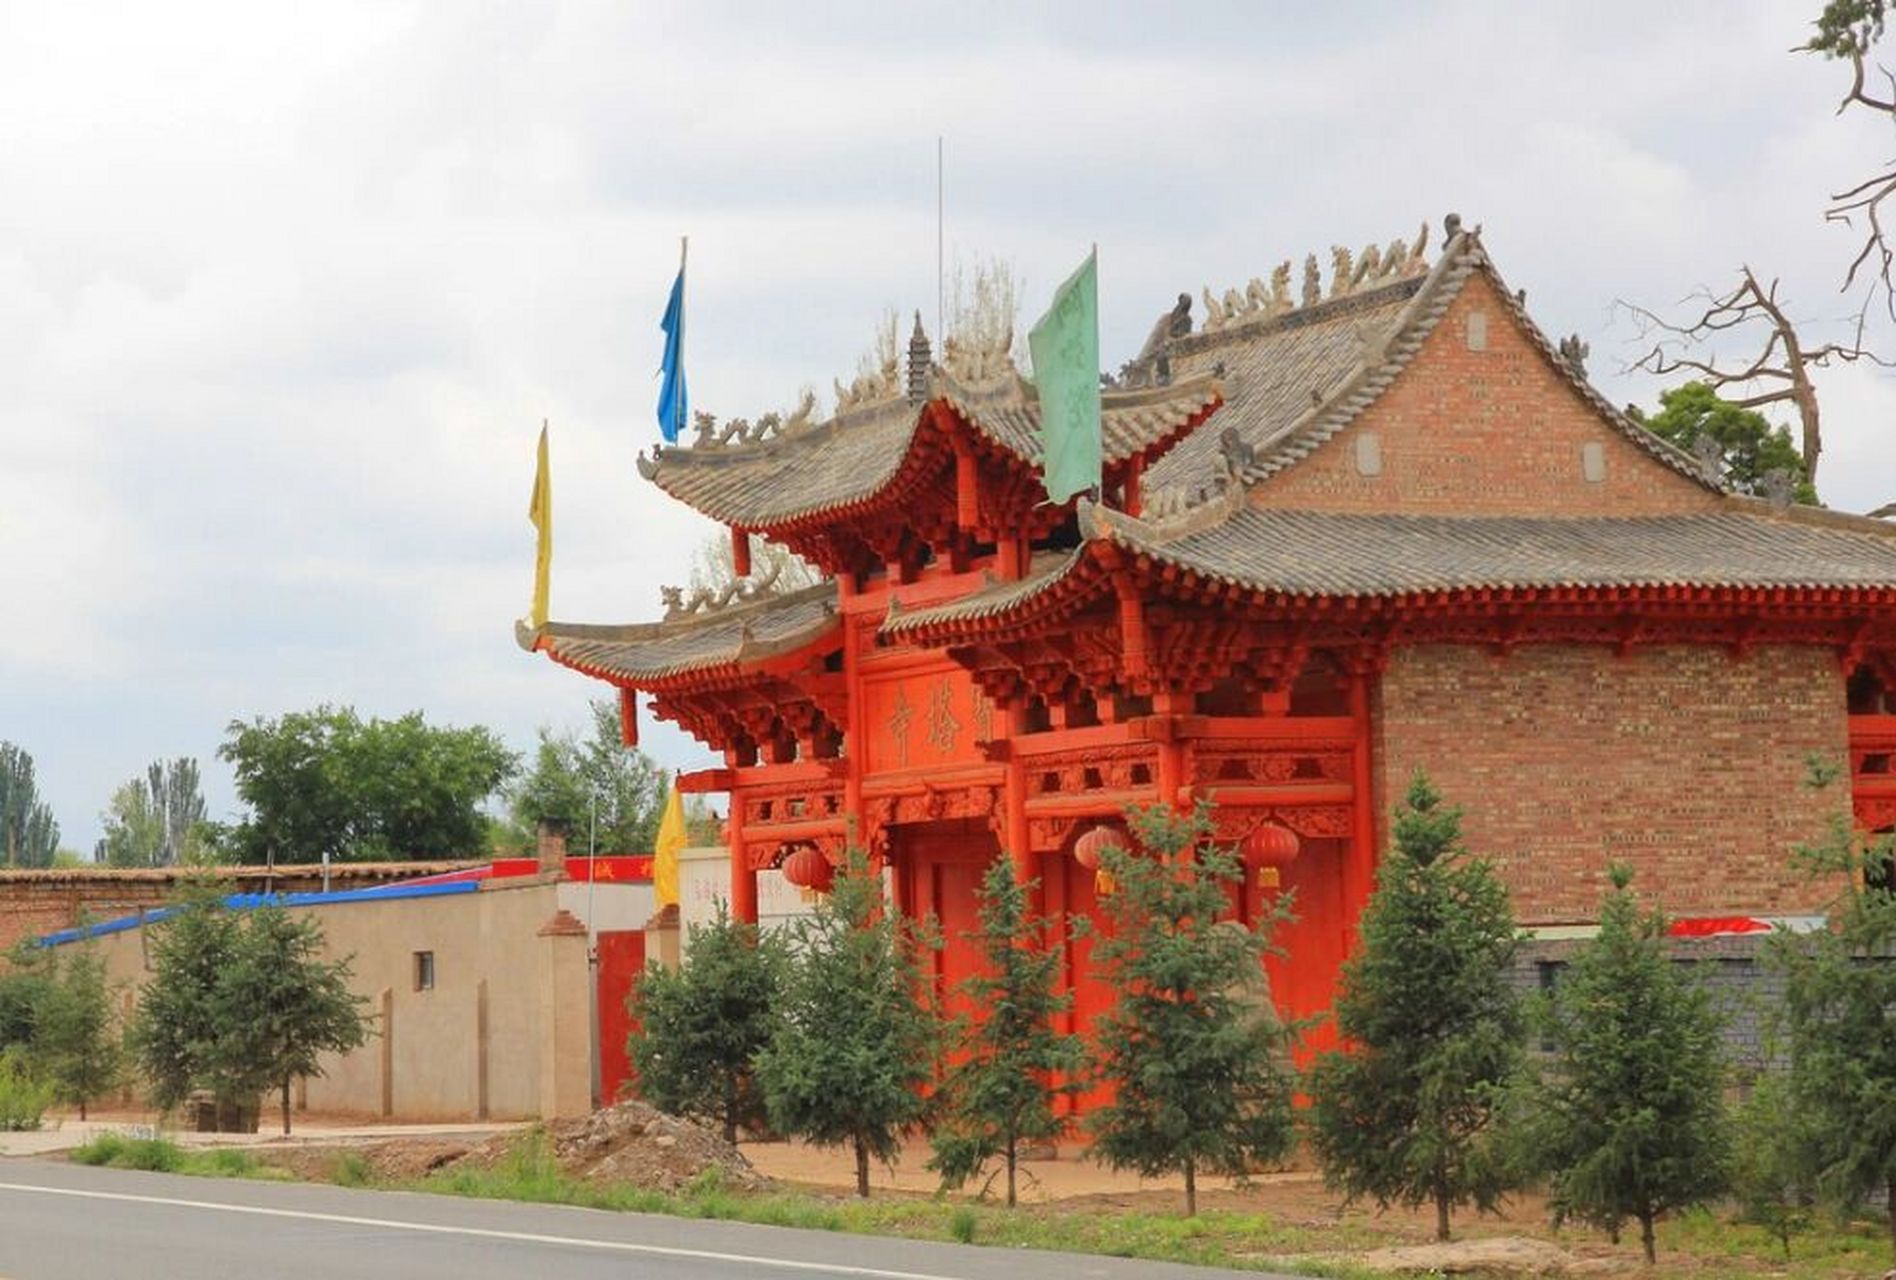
[0,864,473,958]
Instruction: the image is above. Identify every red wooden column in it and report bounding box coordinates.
[727,791,758,924]
[1002,704,1033,887]
[1151,693,1189,811]
[1346,669,1378,917]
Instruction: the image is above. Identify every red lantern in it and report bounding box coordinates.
[1243,823,1301,869]
[780,845,834,892]
[1073,825,1126,871]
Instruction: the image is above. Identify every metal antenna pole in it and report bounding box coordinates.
[937,135,944,342]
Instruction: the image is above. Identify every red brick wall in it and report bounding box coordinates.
[1375,643,1848,922]
[1253,273,1722,517]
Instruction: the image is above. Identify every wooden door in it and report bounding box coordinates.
[896,820,998,1026]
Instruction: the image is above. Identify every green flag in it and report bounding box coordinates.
[1029,248,1101,503]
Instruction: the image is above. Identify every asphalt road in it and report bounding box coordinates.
[0,1158,1301,1280]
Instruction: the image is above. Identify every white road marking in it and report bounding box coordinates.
[0,1180,967,1280]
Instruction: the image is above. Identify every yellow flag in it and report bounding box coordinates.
[653,779,686,910]
[527,423,551,629]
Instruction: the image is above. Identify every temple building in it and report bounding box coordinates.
[519,218,1896,1041]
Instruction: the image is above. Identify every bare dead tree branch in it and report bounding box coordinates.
[1617,267,1891,486]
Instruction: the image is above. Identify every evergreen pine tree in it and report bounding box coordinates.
[631,902,783,1143]
[755,849,937,1197]
[33,943,120,1121]
[131,884,245,1116]
[1087,804,1296,1216]
[1307,772,1525,1241]
[928,856,1083,1206]
[132,887,368,1132]
[1532,865,1730,1265]
[219,904,371,1135]
[1768,784,1896,1262]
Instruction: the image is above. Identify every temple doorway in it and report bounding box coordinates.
[892,819,999,1024]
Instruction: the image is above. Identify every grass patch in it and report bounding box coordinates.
[60,1127,1893,1278]
[68,1133,290,1181]
[332,1150,373,1187]
[70,1133,185,1172]
[1659,1203,1889,1278]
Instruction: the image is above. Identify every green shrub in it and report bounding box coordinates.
[114,1137,185,1172]
[200,1148,257,1177]
[69,1132,185,1171]
[0,1049,53,1131]
[69,1133,126,1166]
[333,1150,372,1187]
[949,1206,978,1244]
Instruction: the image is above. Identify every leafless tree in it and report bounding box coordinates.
[1620,268,1889,485]
[1808,1,1896,315]
[689,530,823,594]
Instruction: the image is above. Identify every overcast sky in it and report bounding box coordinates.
[4,1,1894,855]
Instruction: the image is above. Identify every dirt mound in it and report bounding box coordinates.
[1341,1236,1606,1276]
[467,1101,768,1194]
[259,1138,473,1184]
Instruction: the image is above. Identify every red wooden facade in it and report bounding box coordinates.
[523,219,1896,1039]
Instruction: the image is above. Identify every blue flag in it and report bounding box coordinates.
[657,260,688,444]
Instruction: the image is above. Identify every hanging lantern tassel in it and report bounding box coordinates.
[1074,825,1127,899]
[1243,822,1301,891]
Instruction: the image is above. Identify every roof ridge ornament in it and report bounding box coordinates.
[1108,292,1193,390]
[1557,333,1590,377]
[1198,220,1431,335]
[940,325,1017,390]
[658,559,787,620]
[1690,434,1726,485]
[674,390,820,455]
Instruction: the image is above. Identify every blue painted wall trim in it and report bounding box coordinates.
[36,878,481,948]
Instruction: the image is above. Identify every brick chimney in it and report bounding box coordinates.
[535,818,570,877]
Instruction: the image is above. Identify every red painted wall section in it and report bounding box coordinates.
[595,929,646,1106]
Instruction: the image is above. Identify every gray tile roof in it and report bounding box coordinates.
[883,550,1085,638]
[517,582,840,683]
[1096,504,1896,597]
[647,375,1222,529]
[884,501,1896,640]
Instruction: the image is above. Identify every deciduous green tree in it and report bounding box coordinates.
[220,706,516,862]
[756,851,938,1197]
[1307,773,1526,1242]
[1530,866,1730,1265]
[507,700,663,854]
[0,743,60,869]
[1087,805,1297,1217]
[1768,779,1896,1261]
[630,903,783,1143]
[1630,383,1817,502]
[96,759,205,868]
[928,856,1084,1206]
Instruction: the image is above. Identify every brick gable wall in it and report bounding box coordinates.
[1375,643,1848,922]
[1251,273,1721,517]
